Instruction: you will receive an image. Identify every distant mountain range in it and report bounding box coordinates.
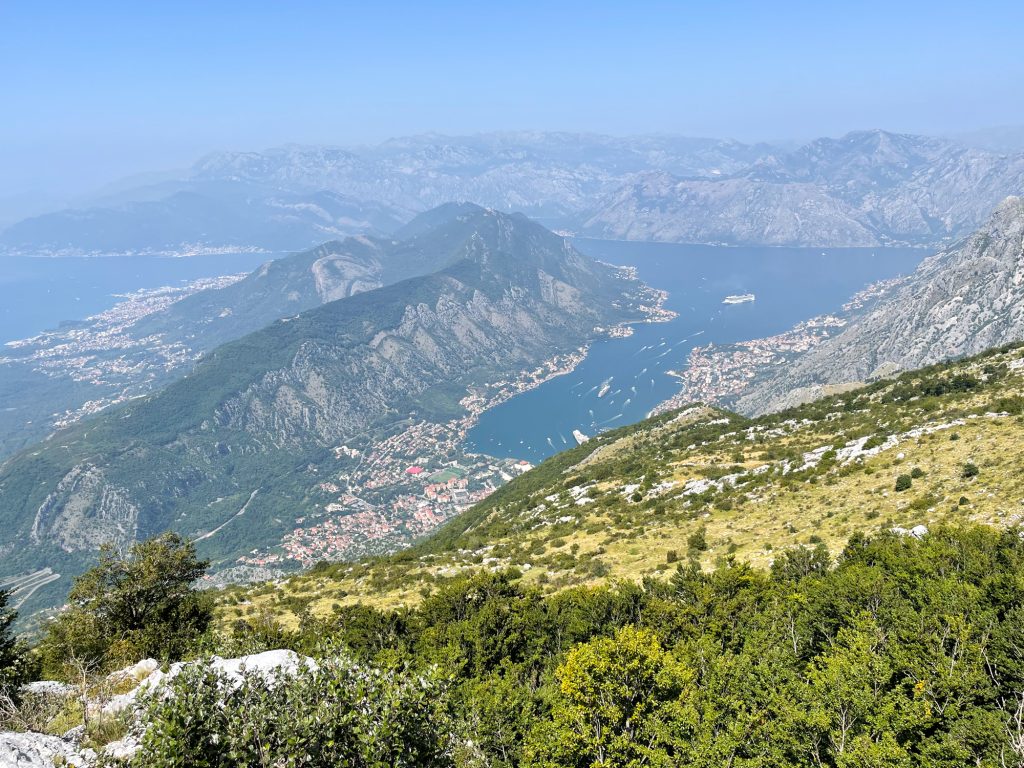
[5,130,1022,254]
[0,204,658,616]
[583,131,1024,246]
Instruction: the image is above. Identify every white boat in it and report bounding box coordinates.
[722,293,755,305]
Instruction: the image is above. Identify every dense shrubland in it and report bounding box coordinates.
[3,524,1024,766]
[225,525,1024,768]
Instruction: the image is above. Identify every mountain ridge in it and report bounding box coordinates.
[6,129,1023,254]
[0,205,660,619]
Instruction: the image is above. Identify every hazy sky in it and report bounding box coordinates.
[3,0,1024,202]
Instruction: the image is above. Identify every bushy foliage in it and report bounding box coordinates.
[524,626,690,766]
[0,589,31,699]
[130,653,454,767]
[214,526,1024,768]
[38,533,213,677]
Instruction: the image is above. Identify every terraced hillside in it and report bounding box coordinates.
[223,342,1024,624]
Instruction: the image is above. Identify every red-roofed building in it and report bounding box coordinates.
[405,466,425,475]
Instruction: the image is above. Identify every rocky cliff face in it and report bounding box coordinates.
[736,196,1024,413]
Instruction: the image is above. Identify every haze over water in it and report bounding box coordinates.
[467,240,926,463]
[0,253,284,343]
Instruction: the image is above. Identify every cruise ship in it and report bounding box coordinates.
[722,293,755,305]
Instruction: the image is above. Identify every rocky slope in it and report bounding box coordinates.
[583,130,1024,246]
[228,343,1024,622]
[734,196,1024,413]
[0,205,655,617]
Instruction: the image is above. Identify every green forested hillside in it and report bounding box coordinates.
[0,204,657,620]
[205,525,1024,768]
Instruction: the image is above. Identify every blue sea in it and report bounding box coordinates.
[0,253,281,343]
[466,239,926,463]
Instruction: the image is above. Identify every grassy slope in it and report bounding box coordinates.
[218,343,1024,627]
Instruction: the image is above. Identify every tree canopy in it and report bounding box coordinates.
[39,533,213,677]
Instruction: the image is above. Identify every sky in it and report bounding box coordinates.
[2,0,1024,207]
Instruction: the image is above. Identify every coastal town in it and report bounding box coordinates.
[236,348,593,568]
[655,313,848,413]
[238,279,677,570]
[1,275,246,427]
[652,275,907,415]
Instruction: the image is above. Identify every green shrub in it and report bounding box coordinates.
[894,474,913,492]
[686,527,708,555]
[131,653,453,767]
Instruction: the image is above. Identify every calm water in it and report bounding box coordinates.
[467,240,927,463]
[0,253,281,343]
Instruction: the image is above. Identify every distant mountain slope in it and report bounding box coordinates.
[0,238,390,459]
[734,196,1024,413]
[0,205,656,617]
[229,343,1024,623]
[583,130,1024,246]
[0,187,408,256]
[1,133,773,256]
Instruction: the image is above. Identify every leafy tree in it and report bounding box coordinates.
[799,614,927,767]
[39,533,213,677]
[524,626,690,767]
[0,589,31,699]
[457,667,536,767]
[771,543,831,582]
[895,474,913,492]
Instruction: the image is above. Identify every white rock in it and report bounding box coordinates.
[891,525,929,539]
[104,650,317,715]
[101,735,141,762]
[20,681,74,697]
[108,658,160,685]
[0,731,94,767]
